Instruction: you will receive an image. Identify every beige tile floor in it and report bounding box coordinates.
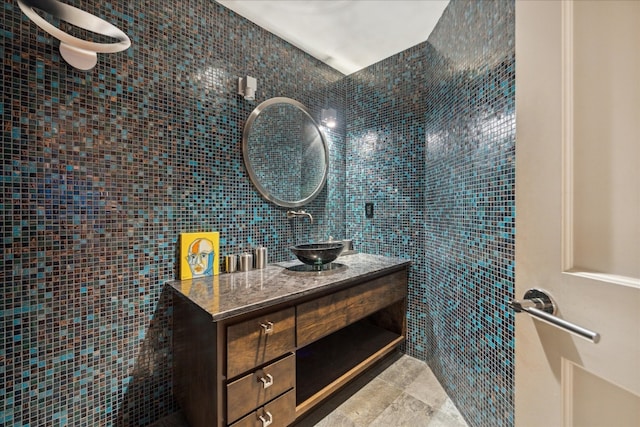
[295,353,468,427]
[152,352,468,427]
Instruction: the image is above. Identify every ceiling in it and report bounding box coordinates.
[216,0,450,75]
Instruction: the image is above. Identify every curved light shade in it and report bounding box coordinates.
[17,0,131,70]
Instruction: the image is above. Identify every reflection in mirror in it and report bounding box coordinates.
[243,97,329,208]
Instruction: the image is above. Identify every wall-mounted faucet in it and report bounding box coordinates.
[286,210,313,224]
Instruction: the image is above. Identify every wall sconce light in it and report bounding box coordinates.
[17,0,131,71]
[321,108,337,128]
[238,76,257,100]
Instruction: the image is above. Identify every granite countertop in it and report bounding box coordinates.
[168,252,411,321]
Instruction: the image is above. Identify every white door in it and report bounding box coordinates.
[515,1,640,426]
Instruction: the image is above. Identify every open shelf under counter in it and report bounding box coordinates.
[295,317,404,416]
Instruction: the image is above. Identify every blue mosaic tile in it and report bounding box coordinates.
[2,0,344,425]
[3,0,514,426]
[345,1,515,426]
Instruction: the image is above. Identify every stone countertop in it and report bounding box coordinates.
[168,252,411,321]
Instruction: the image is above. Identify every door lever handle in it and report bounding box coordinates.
[509,288,600,343]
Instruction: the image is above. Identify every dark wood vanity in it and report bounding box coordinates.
[170,253,409,427]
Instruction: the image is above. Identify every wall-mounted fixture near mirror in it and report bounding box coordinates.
[242,97,329,208]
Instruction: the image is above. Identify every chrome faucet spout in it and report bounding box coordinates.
[286,210,313,224]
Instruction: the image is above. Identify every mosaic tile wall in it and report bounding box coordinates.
[2,0,515,425]
[1,0,345,425]
[345,1,515,426]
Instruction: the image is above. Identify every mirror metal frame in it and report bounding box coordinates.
[242,97,330,208]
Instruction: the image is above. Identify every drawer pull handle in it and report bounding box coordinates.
[259,410,273,427]
[260,321,274,335]
[259,373,274,389]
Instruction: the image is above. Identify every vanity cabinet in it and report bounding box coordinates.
[172,257,408,427]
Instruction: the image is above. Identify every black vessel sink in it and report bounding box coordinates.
[290,242,345,270]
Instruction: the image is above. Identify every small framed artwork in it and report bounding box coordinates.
[180,232,220,280]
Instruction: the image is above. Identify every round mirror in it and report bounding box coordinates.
[242,97,329,208]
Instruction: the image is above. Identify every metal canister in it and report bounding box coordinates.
[254,247,267,269]
[224,254,237,273]
[239,252,253,272]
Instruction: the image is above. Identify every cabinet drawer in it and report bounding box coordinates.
[227,307,296,378]
[297,270,407,347]
[229,389,296,427]
[227,354,295,424]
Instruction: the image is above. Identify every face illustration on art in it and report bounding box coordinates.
[186,238,214,277]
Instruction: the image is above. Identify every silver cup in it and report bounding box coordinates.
[239,253,253,272]
[224,254,237,273]
[254,247,267,269]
